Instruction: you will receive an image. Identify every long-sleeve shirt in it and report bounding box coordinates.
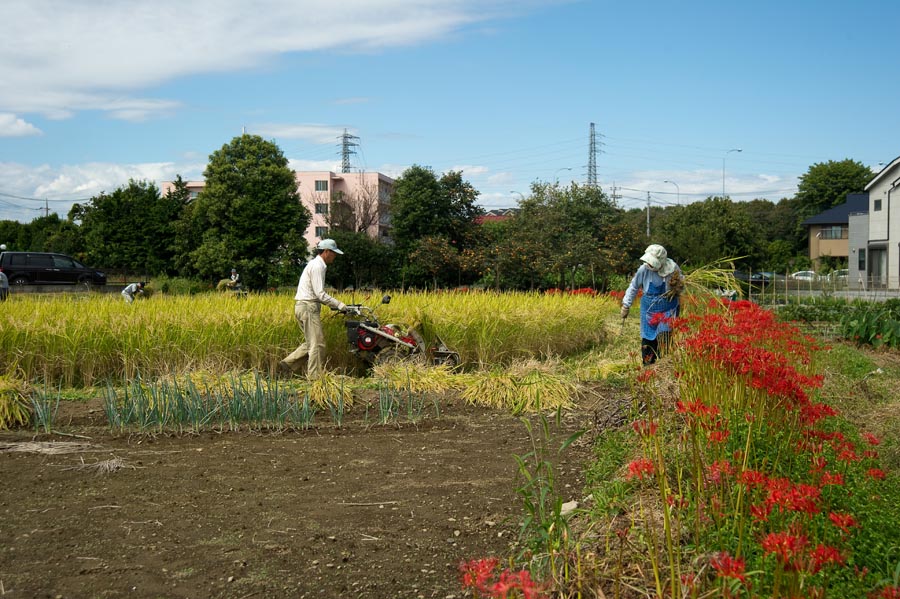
[294,255,342,309]
[122,283,143,296]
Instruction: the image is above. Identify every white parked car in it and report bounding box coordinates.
[791,270,819,281]
[827,269,849,282]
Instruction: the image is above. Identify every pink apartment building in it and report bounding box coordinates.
[160,171,394,248]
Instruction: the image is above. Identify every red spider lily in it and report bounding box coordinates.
[862,432,882,446]
[631,419,659,437]
[460,557,499,592]
[708,429,731,445]
[710,551,748,584]
[864,449,880,459]
[648,312,671,327]
[675,399,720,420]
[761,531,808,569]
[809,455,827,472]
[635,368,655,383]
[626,458,655,480]
[871,586,900,599]
[706,460,735,483]
[765,478,821,515]
[867,468,887,480]
[809,544,845,573]
[739,469,768,488]
[489,569,547,599]
[750,502,772,522]
[828,512,858,534]
[819,472,845,486]
[800,402,838,426]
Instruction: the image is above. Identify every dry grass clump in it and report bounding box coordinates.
[460,358,578,414]
[63,456,138,475]
[370,362,459,394]
[0,372,30,430]
[304,372,355,408]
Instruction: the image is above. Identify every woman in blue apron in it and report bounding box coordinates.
[620,244,684,365]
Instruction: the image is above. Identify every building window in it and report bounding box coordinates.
[315,226,328,238]
[315,203,329,214]
[315,180,328,192]
[874,199,882,211]
[858,249,866,271]
[820,226,847,240]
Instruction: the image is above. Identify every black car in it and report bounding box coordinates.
[0,251,107,286]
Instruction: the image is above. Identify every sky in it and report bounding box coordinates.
[2,0,899,224]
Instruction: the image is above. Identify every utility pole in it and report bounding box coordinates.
[338,129,359,173]
[646,192,651,238]
[45,199,49,218]
[610,183,620,204]
[587,122,597,187]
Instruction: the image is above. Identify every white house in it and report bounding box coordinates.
[864,156,900,289]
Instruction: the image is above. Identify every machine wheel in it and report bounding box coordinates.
[374,345,426,366]
[11,275,29,286]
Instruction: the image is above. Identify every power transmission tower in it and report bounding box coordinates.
[587,122,597,187]
[338,129,359,173]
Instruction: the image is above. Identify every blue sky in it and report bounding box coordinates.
[1,0,899,223]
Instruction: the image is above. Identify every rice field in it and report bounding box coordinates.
[0,289,620,388]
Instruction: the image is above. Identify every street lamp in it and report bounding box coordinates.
[663,180,680,206]
[722,148,742,200]
[553,167,573,184]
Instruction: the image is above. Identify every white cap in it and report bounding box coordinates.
[316,239,343,254]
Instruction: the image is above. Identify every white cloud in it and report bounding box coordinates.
[450,165,489,176]
[287,159,343,172]
[255,124,354,145]
[0,113,42,137]
[0,160,204,222]
[0,0,532,121]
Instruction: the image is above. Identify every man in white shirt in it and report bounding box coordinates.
[279,239,346,378]
[122,281,145,303]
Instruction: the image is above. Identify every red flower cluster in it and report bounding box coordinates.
[626,458,655,480]
[710,551,747,584]
[828,511,858,534]
[761,531,808,569]
[459,558,547,599]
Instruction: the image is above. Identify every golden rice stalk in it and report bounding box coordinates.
[461,364,576,414]
[370,362,458,394]
[0,373,31,430]
[304,372,355,408]
[681,257,744,301]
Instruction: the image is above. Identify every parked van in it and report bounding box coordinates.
[0,251,107,286]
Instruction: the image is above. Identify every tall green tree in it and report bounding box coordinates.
[795,159,873,220]
[657,197,763,268]
[390,166,483,255]
[70,180,168,274]
[186,134,310,288]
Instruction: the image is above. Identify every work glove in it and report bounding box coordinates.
[620,305,629,321]
[337,302,347,312]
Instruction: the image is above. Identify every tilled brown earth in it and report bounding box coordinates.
[0,396,596,599]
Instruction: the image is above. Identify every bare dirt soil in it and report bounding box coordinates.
[0,391,609,599]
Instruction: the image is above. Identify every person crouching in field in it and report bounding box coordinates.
[620,244,684,365]
[122,281,145,303]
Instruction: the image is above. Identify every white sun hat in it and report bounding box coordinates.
[640,244,676,277]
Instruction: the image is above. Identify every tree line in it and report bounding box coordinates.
[0,134,874,291]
